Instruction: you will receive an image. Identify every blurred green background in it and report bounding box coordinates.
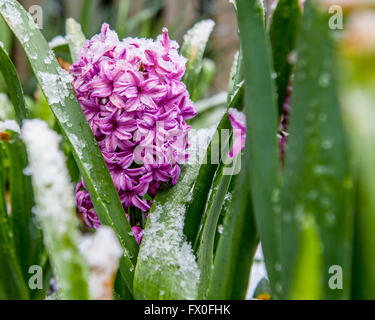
[0,0,246,97]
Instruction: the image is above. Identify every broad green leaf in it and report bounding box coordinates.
[0,45,30,124]
[181,19,215,101]
[289,216,323,300]
[208,157,258,300]
[4,131,43,284]
[133,131,207,300]
[344,93,375,299]
[281,1,354,299]
[269,0,302,114]
[22,119,90,300]
[0,0,139,293]
[65,18,86,62]
[237,0,282,297]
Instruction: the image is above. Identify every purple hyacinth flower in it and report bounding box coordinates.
[71,24,196,240]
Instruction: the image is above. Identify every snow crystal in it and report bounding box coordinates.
[0,0,22,27]
[37,68,73,106]
[138,199,200,299]
[43,51,54,64]
[80,226,123,300]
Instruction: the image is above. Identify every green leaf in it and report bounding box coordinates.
[184,84,244,245]
[181,19,215,101]
[189,85,245,299]
[133,131,207,300]
[25,91,55,127]
[193,58,216,101]
[237,0,282,297]
[80,0,98,37]
[190,106,226,130]
[289,215,323,300]
[0,142,8,219]
[0,0,139,293]
[0,134,29,300]
[122,0,164,38]
[344,93,375,299]
[65,18,86,62]
[0,216,29,299]
[0,15,12,52]
[269,0,302,114]
[227,50,243,104]
[208,156,258,300]
[281,1,354,299]
[0,92,16,121]
[114,268,133,300]
[4,131,43,284]
[194,92,227,116]
[50,42,70,56]
[0,44,30,124]
[116,0,130,39]
[196,154,237,298]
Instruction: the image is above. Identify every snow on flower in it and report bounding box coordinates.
[71,24,196,236]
